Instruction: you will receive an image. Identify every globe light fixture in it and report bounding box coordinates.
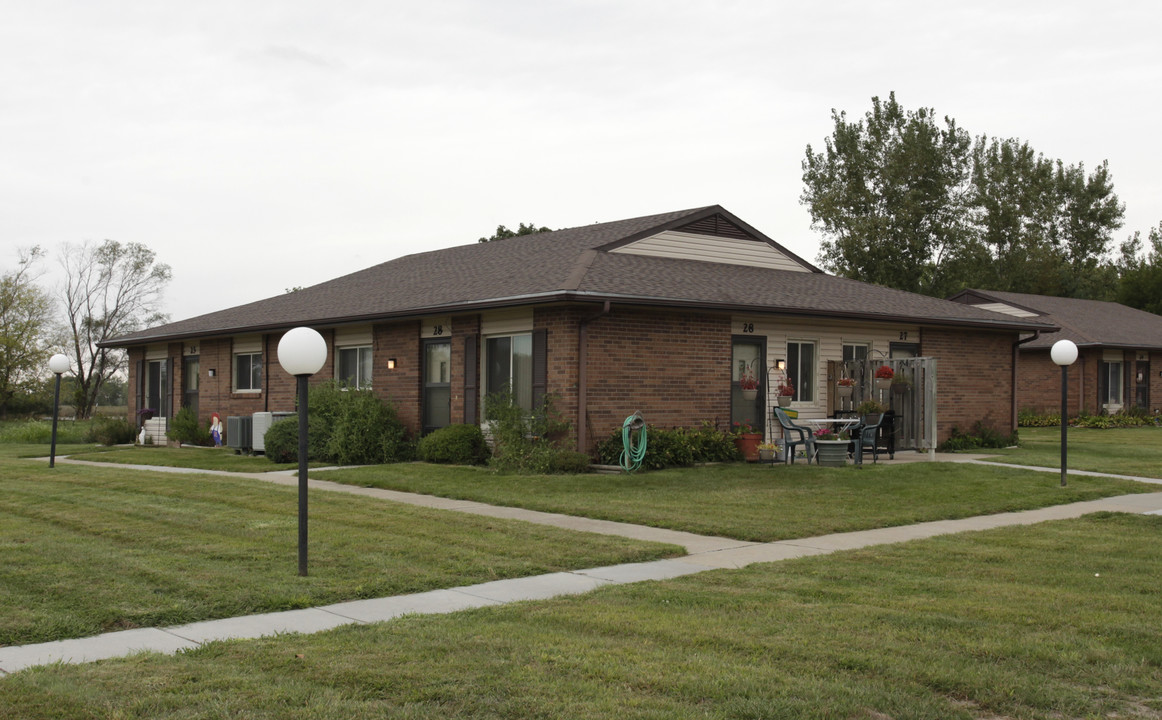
[1051,339,1079,487]
[277,327,327,576]
[48,354,70,468]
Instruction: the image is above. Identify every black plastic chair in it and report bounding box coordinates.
[853,412,885,465]
[774,407,815,464]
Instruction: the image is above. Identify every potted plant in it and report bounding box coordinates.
[836,376,855,398]
[757,441,778,462]
[855,399,887,420]
[874,365,894,391]
[812,427,850,467]
[732,420,763,462]
[777,382,795,407]
[891,371,912,395]
[739,366,760,401]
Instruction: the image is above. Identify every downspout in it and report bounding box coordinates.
[1012,331,1041,430]
[577,301,612,455]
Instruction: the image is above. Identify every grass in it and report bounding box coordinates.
[3,512,1160,719]
[55,445,307,472]
[0,459,681,646]
[316,460,1155,542]
[984,425,1162,479]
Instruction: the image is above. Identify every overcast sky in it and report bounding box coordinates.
[3,1,1160,324]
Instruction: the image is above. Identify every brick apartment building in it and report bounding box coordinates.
[950,290,1162,418]
[105,206,1055,453]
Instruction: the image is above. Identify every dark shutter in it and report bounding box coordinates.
[165,357,175,419]
[532,328,548,411]
[1098,362,1109,407]
[135,359,144,418]
[463,334,478,424]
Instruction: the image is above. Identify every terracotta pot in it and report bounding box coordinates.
[734,433,763,462]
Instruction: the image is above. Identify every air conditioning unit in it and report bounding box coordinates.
[252,411,297,453]
[226,416,252,452]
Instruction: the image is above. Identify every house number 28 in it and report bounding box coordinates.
[741,323,755,333]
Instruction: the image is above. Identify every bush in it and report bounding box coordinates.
[1018,408,1061,427]
[265,381,413,465]
[484,389,580,474]
[417,424,491,465]
[166,407,212,446]
[938,421,1018,452]
[595,421,741,470]
[85,416,137,446]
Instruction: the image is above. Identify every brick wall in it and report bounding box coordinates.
[1018,348,1162,416]
[922,327,1016,444]
[581,308,732,451]
[373,321,421,429]
[451,314,481,425]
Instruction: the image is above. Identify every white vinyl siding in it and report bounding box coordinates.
[611,231,811,272]
[971,302,1039,318]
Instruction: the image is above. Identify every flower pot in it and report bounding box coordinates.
[837,385,853,398]
[874,378,891,391]
[758,448,775,462]
[734,433,763,462]
[742,388,758,401]
[814,439,849,467]
[891,383,909,395]
[777,395,792,407]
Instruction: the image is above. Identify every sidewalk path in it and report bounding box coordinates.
[5,458,1161,675]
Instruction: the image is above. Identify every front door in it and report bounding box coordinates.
[422,339,451,434]
[183,356,200,418]
[1135,360,1150,410]
[731,336,765,435]
[146,360,169,418]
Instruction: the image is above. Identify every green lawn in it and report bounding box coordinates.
[984,425,1162,479]
[4,513,1160,719]
[317,460,1155,542]
[55,444,306,472]
[0,459,680,646]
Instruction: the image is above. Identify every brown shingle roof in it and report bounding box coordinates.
[951,290,1162,350]
[107,206,1055,346]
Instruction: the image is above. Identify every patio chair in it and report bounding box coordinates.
[774,407,815,464]
[852,412,886,465]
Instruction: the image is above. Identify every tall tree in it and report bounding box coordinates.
[0,247,55,418]
[803,94,1125,299]
[478,223,551,243]
[1115,222,1162,315]
[59,240,171,419]
[801,92,973,296]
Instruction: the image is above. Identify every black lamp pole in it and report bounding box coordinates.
[49,371,63,468]
[1059,363,1068,487]
[297,373,309,576]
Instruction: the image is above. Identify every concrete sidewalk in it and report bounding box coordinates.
[4,458,1162,674]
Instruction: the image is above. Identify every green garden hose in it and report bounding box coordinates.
[620,412,647,473]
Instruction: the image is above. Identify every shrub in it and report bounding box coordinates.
[263,416,326,464]
[938,421,1018,452]
[166,407,212,446]
[417,424,491,465]
[265,381,413,465]
[595,421,741,470]
[484,389,578,474]
[1017,408,1061,427]
[85,416,137,446]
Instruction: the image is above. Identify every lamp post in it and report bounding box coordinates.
[48,354,71,468]
[277,327,327,576]
[1050,339,1078,487]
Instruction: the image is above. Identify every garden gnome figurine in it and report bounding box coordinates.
[210,413,223,447]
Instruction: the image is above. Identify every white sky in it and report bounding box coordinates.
[3,1,1160,323]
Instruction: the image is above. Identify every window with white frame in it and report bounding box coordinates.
[1102,358,1124,406]
[234,352,262,392]
[485,334,532,412]
[337,345,372,389]
[842,343,869,363]
[786,340,816,403]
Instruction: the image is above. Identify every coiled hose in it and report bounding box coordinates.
[620,412,647,473]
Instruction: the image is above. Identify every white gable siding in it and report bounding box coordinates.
[972,302,1038,319]
[612,231,810,272]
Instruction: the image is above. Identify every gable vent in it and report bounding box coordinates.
[674,214,754,241]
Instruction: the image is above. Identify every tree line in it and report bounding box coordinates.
[802,92,1161,311]
[0,240,170,419]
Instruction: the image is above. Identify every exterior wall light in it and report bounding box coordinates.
[387,358,397,370]
[277,327,327,576]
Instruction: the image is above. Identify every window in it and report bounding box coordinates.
[485,334,532,412]
[842,344,868,363]
[1101,359,1124,406]
[234,352,262,392]
[337,346,372,389]
[786,340,816,403]
[423,340,451,433]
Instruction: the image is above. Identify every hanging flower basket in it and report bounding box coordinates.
[742,388,758,401]
[837,385,854,398]
[739,366,759,402]
[874,366,894,391]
